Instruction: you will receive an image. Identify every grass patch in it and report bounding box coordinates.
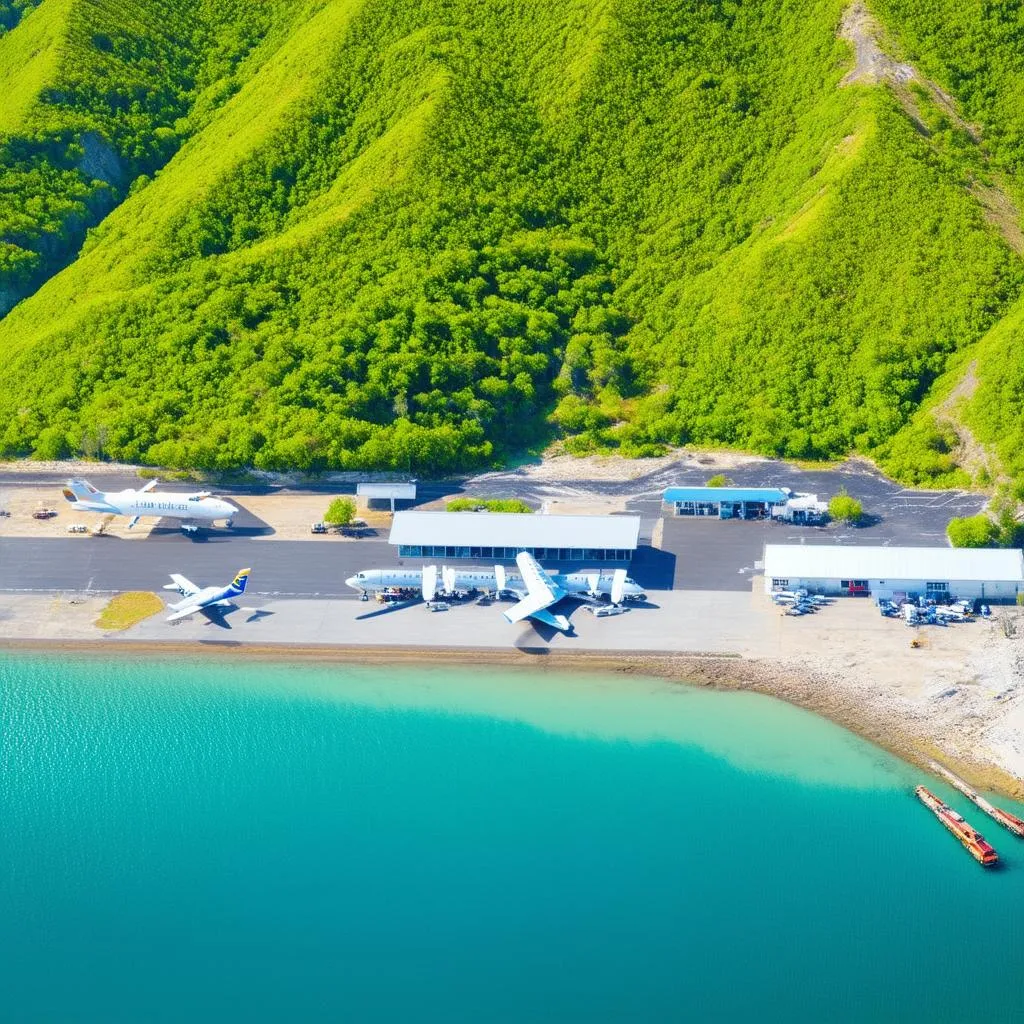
[447,498,533,513]
[95,590,164,630]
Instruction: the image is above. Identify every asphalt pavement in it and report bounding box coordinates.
[0,454,989,598]
[0,537,395,597]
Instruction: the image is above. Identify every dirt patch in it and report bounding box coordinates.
[931,360,994,483]
[0,485,156,539]
[839,2,915,87]
[970,178,1024,254]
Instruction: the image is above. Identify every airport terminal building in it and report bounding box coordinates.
[389,511,641,563]
[763,544,1024,601]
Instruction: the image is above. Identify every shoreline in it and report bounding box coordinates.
[5,636,1022,802]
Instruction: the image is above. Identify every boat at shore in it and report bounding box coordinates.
[915,785,999,866]
[928,761,1024,838]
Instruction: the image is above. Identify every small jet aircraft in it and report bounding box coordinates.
[62,478,238,530]
[345,552,645,632]
[163,567,251,623]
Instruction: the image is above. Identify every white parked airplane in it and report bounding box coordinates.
[345,552,644,632]
[62,478,238,529]
[163,567,251,623]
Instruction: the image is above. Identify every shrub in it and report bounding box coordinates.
[947,514,998,548]
[446,498,532,513]
[705,474,734,488]
[324,497,356,526]
[828,490,864,524]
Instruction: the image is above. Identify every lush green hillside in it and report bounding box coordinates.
[3,0,1024,481]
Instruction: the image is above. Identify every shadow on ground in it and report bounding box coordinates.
[629,544,676,591]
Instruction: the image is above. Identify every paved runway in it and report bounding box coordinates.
[0,538,394,597]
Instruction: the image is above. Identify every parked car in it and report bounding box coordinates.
[32,508,57,519]
[586,604,627,617]
[310,522,328,534]
[66,524,88,533]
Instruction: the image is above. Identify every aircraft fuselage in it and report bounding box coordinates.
[345,566,645,602]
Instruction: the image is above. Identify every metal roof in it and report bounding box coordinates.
[763,544,1024,583]
[389,511,641,549]
[357,482,417,499]
[664,487,789,504]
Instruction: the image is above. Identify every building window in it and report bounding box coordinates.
[771,578,789,589]
[926,582,949,594]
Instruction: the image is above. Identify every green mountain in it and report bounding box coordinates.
[3,0,1024,483]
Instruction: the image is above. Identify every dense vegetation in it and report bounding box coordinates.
[4,0,1024,484]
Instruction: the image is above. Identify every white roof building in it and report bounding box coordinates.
[357,482,416,509]
[389,511,641,562]
[763,544,1024,600]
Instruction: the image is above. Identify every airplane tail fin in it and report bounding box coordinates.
[611,568,628,605]
[422,565,438,602]
[229,568,251,595]
[62,479,100,503]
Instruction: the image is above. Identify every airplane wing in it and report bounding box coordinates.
[516,550,564,598]
[166,573,200,597]
[138,479,158,494]
[527,607,571,632]
[166,604,203,623]
[503,588,560,624]
[503,552,569,625]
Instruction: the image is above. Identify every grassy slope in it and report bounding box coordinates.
[1,0,1024,484]
[0,0,66,136]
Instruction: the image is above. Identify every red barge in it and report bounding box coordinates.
[915,785,999,866]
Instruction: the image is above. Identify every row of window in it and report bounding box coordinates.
[771,578,952,592]
[397,546,633,561]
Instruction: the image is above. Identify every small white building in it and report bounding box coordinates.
[763,544,1024,602]
[770,493,828,524]
[357,481,417,511]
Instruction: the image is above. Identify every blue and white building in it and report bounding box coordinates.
[663,486,826,522]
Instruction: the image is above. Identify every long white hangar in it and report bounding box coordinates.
[763,544,1024,601]
[389,511,641,563]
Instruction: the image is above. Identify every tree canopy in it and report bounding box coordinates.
[2,0,1024,485]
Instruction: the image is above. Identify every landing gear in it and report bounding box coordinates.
[360,593,369,602]
[225,518,234,529]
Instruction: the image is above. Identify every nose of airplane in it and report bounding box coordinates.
[345,576,361,591]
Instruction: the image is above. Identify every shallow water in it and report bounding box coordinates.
[2,653,1023,1022]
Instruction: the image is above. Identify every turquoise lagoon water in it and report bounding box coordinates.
[2,653,1023,1023]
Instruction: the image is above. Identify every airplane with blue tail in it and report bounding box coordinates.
[163,568,251,623]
